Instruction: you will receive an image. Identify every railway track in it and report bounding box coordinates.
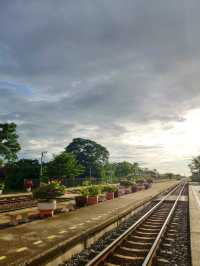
[0,194,72,213]
[83,183,188,266]
[0,195,36,213]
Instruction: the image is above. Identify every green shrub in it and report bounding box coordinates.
[80,186,89,196]
[146,178,153,183]
[101,184,118,193]
[82,180,92,186]
[135,178,146,184]
[0,183,5,190]
[33,181,65,200]
[87,185,100,196]
[119,180,133,187]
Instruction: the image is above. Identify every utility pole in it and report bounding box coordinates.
[89,167,92,179]
[40,151,47,178]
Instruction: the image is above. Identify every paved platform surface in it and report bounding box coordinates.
[0,181,178,266]
[0,192,32,199]
[189,183,200,266]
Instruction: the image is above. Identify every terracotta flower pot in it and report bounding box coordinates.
[98,195,106,203]
[114,191,119,198]
[87,196,98,205]
[106,192,114,200]
[75,196,87,208]
[38,200,56,218]
[131,185,138,193]
[125,187,132,194]
[144,183,150,189]
[137,185,144,191]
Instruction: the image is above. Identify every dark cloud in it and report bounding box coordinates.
[0,0,200,173]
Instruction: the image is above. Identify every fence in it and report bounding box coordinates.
[63,177,120,187]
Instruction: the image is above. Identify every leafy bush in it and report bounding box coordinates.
[101,184,118,193]
[146,178,153,183]
[33,181,65,200]
[82,180,92,186]
[119,180,134,187]
[80,186,89,196]
[87,185,100,196]
[0,183,5,190]
[135,178,146,184]
[5,159,40,191]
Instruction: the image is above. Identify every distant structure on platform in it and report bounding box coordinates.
[143,169,160,179]
[191,170,200,182]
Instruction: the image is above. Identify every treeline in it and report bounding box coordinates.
[0,123,178,191]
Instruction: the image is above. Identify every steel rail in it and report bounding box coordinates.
[142,183,185,266]
[85,182,184,266]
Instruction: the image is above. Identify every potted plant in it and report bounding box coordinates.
[131,182,138,193]
[119,180,133,194]
[97,185,106,203]
[102,185,117,200]
[136,179,145,190]
[144,182,151,189]
[114,186,120,198]
[0,183,4,194]
[98,193,106,203]
[87,185,99,205]
[75,187,88,208]
[146,177,153,184]
[33,181,65,217]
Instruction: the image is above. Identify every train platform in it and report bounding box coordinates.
[0,192,32,199]
[0,180,178,266]
[189,183,200,266]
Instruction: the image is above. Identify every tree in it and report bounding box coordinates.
[100,162,116,182]
[66,138,109,178]
[47,152,84,179]
[0,123,21,162]
[189,156,200,172]
[5,159,40,190]
[114,161,134,177]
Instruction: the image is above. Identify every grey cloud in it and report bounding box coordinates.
[0,0,200,173]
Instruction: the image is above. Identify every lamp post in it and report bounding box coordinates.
[40,151,47,178]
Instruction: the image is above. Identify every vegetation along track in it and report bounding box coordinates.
[70,183,190,266]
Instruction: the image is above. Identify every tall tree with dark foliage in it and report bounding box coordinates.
[66,138,109,178]
[0,123,21,162]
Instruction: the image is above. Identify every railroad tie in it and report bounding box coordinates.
[162,243,172,247]
[157,257,170,264]
[160,250,173,255]
[135,230,158,235]
[104,263,120,266]
[165,237,175,242]
[125,240,152,246]
[130,235,155,240]
[112,253,144,261]
[120,246,149,253]
[139,227,160,232]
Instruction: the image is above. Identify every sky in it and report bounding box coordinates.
[1,1,200,175]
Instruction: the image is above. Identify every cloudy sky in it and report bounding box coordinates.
[1,0,200,174]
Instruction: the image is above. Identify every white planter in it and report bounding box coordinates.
[38,200,57,210]
[26,187,31,192]
[0,190,3,195]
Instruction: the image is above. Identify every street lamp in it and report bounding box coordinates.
[40,151,47,178]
